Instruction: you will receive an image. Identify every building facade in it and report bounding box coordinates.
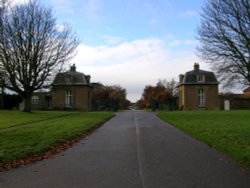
[31,92,52,110]
[178,63,219,110]
[51,64,92,111]
[243,87,250,97]
[219,93,250,110]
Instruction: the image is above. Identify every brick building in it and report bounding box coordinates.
[51,64,92,111]
[31,92,52,110]
[177,63,219,110]
[219,93,250,110]
[243,87,250,97]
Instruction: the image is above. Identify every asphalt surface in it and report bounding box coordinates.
[0,110,249,188]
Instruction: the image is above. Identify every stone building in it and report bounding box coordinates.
[51,64,92,111]
[177,63,219,110]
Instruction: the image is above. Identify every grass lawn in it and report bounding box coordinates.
[0,110,76,129]
[158,110,250,167]
[0,111,114,163]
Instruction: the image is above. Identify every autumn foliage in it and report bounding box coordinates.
[137,79,178,110]
[92,83,130,111]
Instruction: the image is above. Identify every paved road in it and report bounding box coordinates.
[1,111,249,188]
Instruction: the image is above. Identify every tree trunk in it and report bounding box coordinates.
[0,85,4,109]
[23,95,32,112]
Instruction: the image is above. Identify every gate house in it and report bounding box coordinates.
[177,63,219,110]
[52,64,92,111]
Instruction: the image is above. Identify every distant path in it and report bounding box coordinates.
[1,111,249,188]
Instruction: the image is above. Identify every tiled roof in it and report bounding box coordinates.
[53,65,91,86]
[183,69,218,84]
[178,64,218,86]
[243,87,250,92]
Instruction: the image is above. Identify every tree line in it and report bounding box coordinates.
[92,83,130,111]
[136,79,178,110]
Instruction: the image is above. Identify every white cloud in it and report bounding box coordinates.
[72,38,206,102]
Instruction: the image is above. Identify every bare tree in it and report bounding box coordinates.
[0,0,8,109]
[0,0,79,112]
[197,0,250,88]
[92,84,129,111]
[0,68,5,109]
[0,0,8,14]
[157,79,178,110]
[137,79,178,110]
[157,79,178,97]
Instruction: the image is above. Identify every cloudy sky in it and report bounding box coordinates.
[14,0,208,102]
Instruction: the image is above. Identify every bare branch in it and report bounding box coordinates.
[197,0,250,88]
[0,0,79,111]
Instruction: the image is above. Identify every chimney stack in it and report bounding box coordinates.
[179,74,184,83]
[70,64,76,72]
[85,75,91,84]
[194,63,200,71]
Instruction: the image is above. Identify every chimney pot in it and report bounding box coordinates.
[194,63,200,71]
[179,74,184,83]
[70,64,76,72]
[86,75,91,84]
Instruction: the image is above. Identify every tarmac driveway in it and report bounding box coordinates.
[0,110,249,188]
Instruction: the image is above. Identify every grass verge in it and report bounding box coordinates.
[158,110,250,168]
[0,111,114,169]
[0,110,75,129]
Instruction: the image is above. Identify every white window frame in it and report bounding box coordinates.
[65,90,72,107]
[66,76,72,83]
[197,75,205,82]
[198,89,206,107]
[31,96,39,104]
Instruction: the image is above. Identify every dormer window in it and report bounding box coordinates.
[31,96,39,104]
[66,76,72,83]
[197,75,205,82]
